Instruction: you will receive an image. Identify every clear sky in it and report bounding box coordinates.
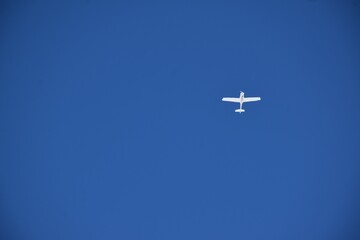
[1,1,360,239]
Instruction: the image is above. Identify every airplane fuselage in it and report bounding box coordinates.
[239,91,244,104]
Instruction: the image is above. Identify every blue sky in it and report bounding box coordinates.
[1,1,360,239]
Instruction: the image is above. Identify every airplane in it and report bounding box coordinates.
[222,91,261,113]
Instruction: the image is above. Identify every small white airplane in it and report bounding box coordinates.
[222,91,261,113]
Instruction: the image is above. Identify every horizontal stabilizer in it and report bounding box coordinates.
[235,109,245,113]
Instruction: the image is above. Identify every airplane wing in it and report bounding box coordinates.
[243,97,261,103]
[222,97,240,103]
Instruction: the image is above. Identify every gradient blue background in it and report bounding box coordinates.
[1,1,360,239]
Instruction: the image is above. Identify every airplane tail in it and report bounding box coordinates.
[235,109,245,113]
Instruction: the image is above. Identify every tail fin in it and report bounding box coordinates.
[235,109,245,113]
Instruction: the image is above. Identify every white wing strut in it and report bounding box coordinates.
[243,97,261,103]
[222,97,240,103]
